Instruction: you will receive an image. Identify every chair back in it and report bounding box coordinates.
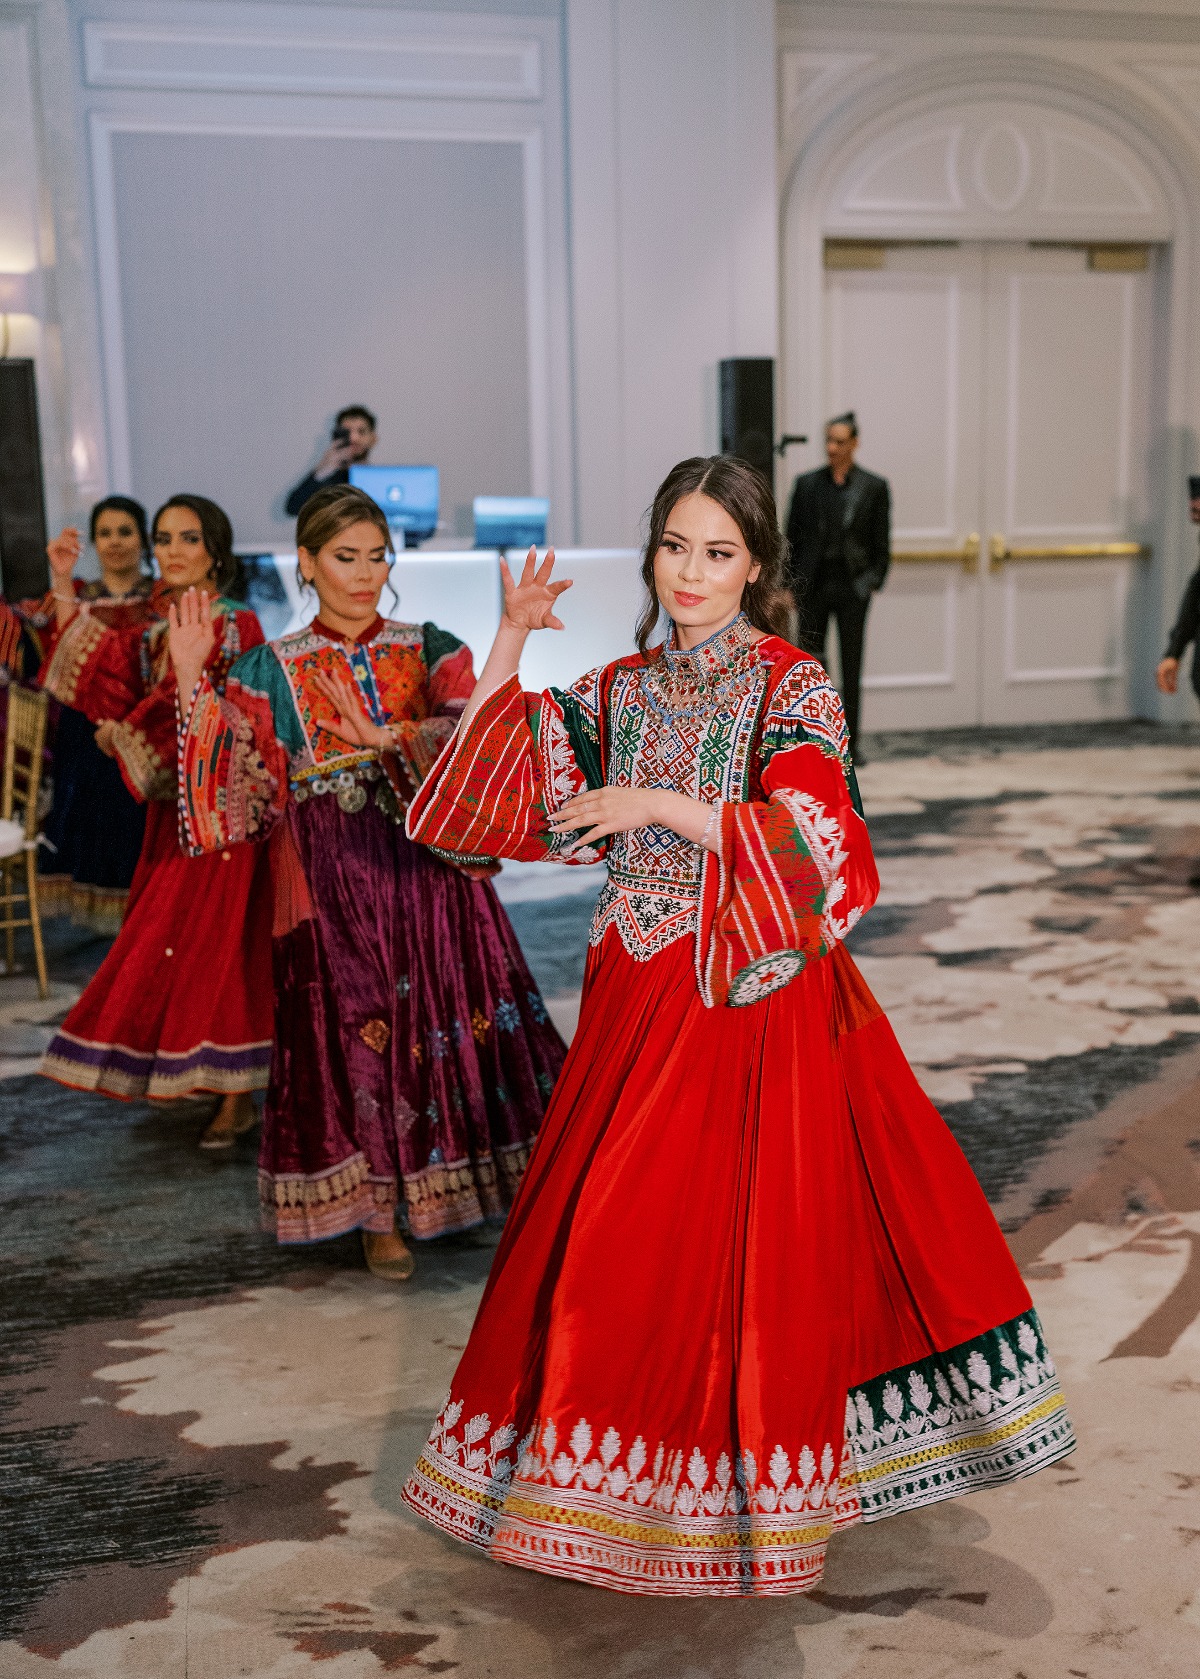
[3,685,49,840]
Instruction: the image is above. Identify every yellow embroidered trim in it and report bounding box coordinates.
[851,1390,1068,1485]
[500,1493,835,1552]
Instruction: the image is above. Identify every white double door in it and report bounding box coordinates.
[823,243,1154,729]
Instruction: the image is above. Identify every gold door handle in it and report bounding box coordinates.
[988,534,1148,572]
[892,532,980,573]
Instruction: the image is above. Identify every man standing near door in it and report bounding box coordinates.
[1156,477,1200,886]
[785,412,890,759]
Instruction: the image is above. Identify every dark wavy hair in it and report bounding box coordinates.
[634,456,793,656]
[152,494,240,595]
[89,495,150,566]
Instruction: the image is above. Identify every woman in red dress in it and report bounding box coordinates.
[40,495,273,1149]
[400,457,1074,1596]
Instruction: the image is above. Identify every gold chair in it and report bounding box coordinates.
[0,684,49,997]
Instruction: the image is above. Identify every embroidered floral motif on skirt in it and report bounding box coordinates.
[400,932,1075,1595]
[258,794,563,1243]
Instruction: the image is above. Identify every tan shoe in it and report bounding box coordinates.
[198,1094,259,1151]
[362,1229,416,1281]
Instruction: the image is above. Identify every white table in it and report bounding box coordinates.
[246,547,647,693]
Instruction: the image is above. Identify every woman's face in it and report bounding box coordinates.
[652,491,760,640]
[93,511,143,581]
[153,506,214,592]
[299,519,390,628]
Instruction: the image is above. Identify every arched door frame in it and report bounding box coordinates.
[779,54,1198,713]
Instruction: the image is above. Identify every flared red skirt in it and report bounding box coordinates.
[401,930,1074,1596]
[41,801,274,1099]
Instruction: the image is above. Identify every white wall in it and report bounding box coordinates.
[110,127,531,547]
[3,0,778,569]
[566,0,778,547]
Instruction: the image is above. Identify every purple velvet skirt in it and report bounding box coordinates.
[260,792,566,1243]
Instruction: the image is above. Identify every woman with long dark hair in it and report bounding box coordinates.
[170,485,565,1278]
[40,495,273,1147]
[398,456,1073,1595]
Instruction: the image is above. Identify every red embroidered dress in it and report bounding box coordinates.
[400,614,1074,1597]
[177,616,566,1243]
[40,595,274,1099]
[15,580,157,931]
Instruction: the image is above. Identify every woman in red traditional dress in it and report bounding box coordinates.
[0,500,157,932]
[170,485,565,1279]
[40,495,273,1149]
[400,457,1074,1596]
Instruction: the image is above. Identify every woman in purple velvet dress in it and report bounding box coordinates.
[168,485,565,1279]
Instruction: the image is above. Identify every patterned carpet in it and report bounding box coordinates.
[1,722,1198,1676]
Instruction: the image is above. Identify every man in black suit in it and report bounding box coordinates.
[1156,478,1200,884]
[785,412,890,758]
[285,404,377,517]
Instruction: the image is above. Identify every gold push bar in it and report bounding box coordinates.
[892,532,980,573]
[988,535,1149,572]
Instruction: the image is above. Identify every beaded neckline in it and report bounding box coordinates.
[643,613,764,723]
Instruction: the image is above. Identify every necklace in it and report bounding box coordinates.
[641,614,762,724]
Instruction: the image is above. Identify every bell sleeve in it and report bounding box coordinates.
[381,623,479,801]
[178,641,294,857]
[112,605,266,804]
[40,604,144,724]
[696,660,880,1008]
[406,662,609,868]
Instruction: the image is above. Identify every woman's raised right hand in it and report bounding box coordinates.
[47,527,82,587]
[500,547,572,633]
[167,586,216,698]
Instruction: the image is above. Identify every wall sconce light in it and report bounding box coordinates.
[0,272,35,360]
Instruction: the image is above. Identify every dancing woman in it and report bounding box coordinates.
[40,495,273,1147]
[400,456,1074,1595]
[171,485,565,1279]
[28,499,156,930]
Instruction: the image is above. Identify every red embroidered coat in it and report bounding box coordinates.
[41,588,263,801]
[408,616,880,1005]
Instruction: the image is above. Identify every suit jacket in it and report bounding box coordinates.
[785,464,891,601]
[1165,562,1200,696]
[284,465,350,518]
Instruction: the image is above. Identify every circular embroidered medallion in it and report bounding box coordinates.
[727,949,806,1008]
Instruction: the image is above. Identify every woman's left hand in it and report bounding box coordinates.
[94,720,117,758]
[548,786,666,847]
[311,669,390,751]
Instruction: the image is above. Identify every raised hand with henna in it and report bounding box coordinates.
[310,669,391,751]
[46,527,83,629]
[167,586,217,702]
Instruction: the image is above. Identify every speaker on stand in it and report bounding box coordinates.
[0,358,49,599]
[719,358,775,481]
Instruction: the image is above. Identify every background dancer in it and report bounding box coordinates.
[171,484,565,1280]
[40,495,273,1148]
[31,500,156,931]
[400,456,1073,1595]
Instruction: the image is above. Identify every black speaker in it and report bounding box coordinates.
[0,359,49,600]
[719,358,774,480]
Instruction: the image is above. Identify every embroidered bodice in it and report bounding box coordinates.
[406,615,878,1007]
[583,617,772,958]
[178,616,475,852]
